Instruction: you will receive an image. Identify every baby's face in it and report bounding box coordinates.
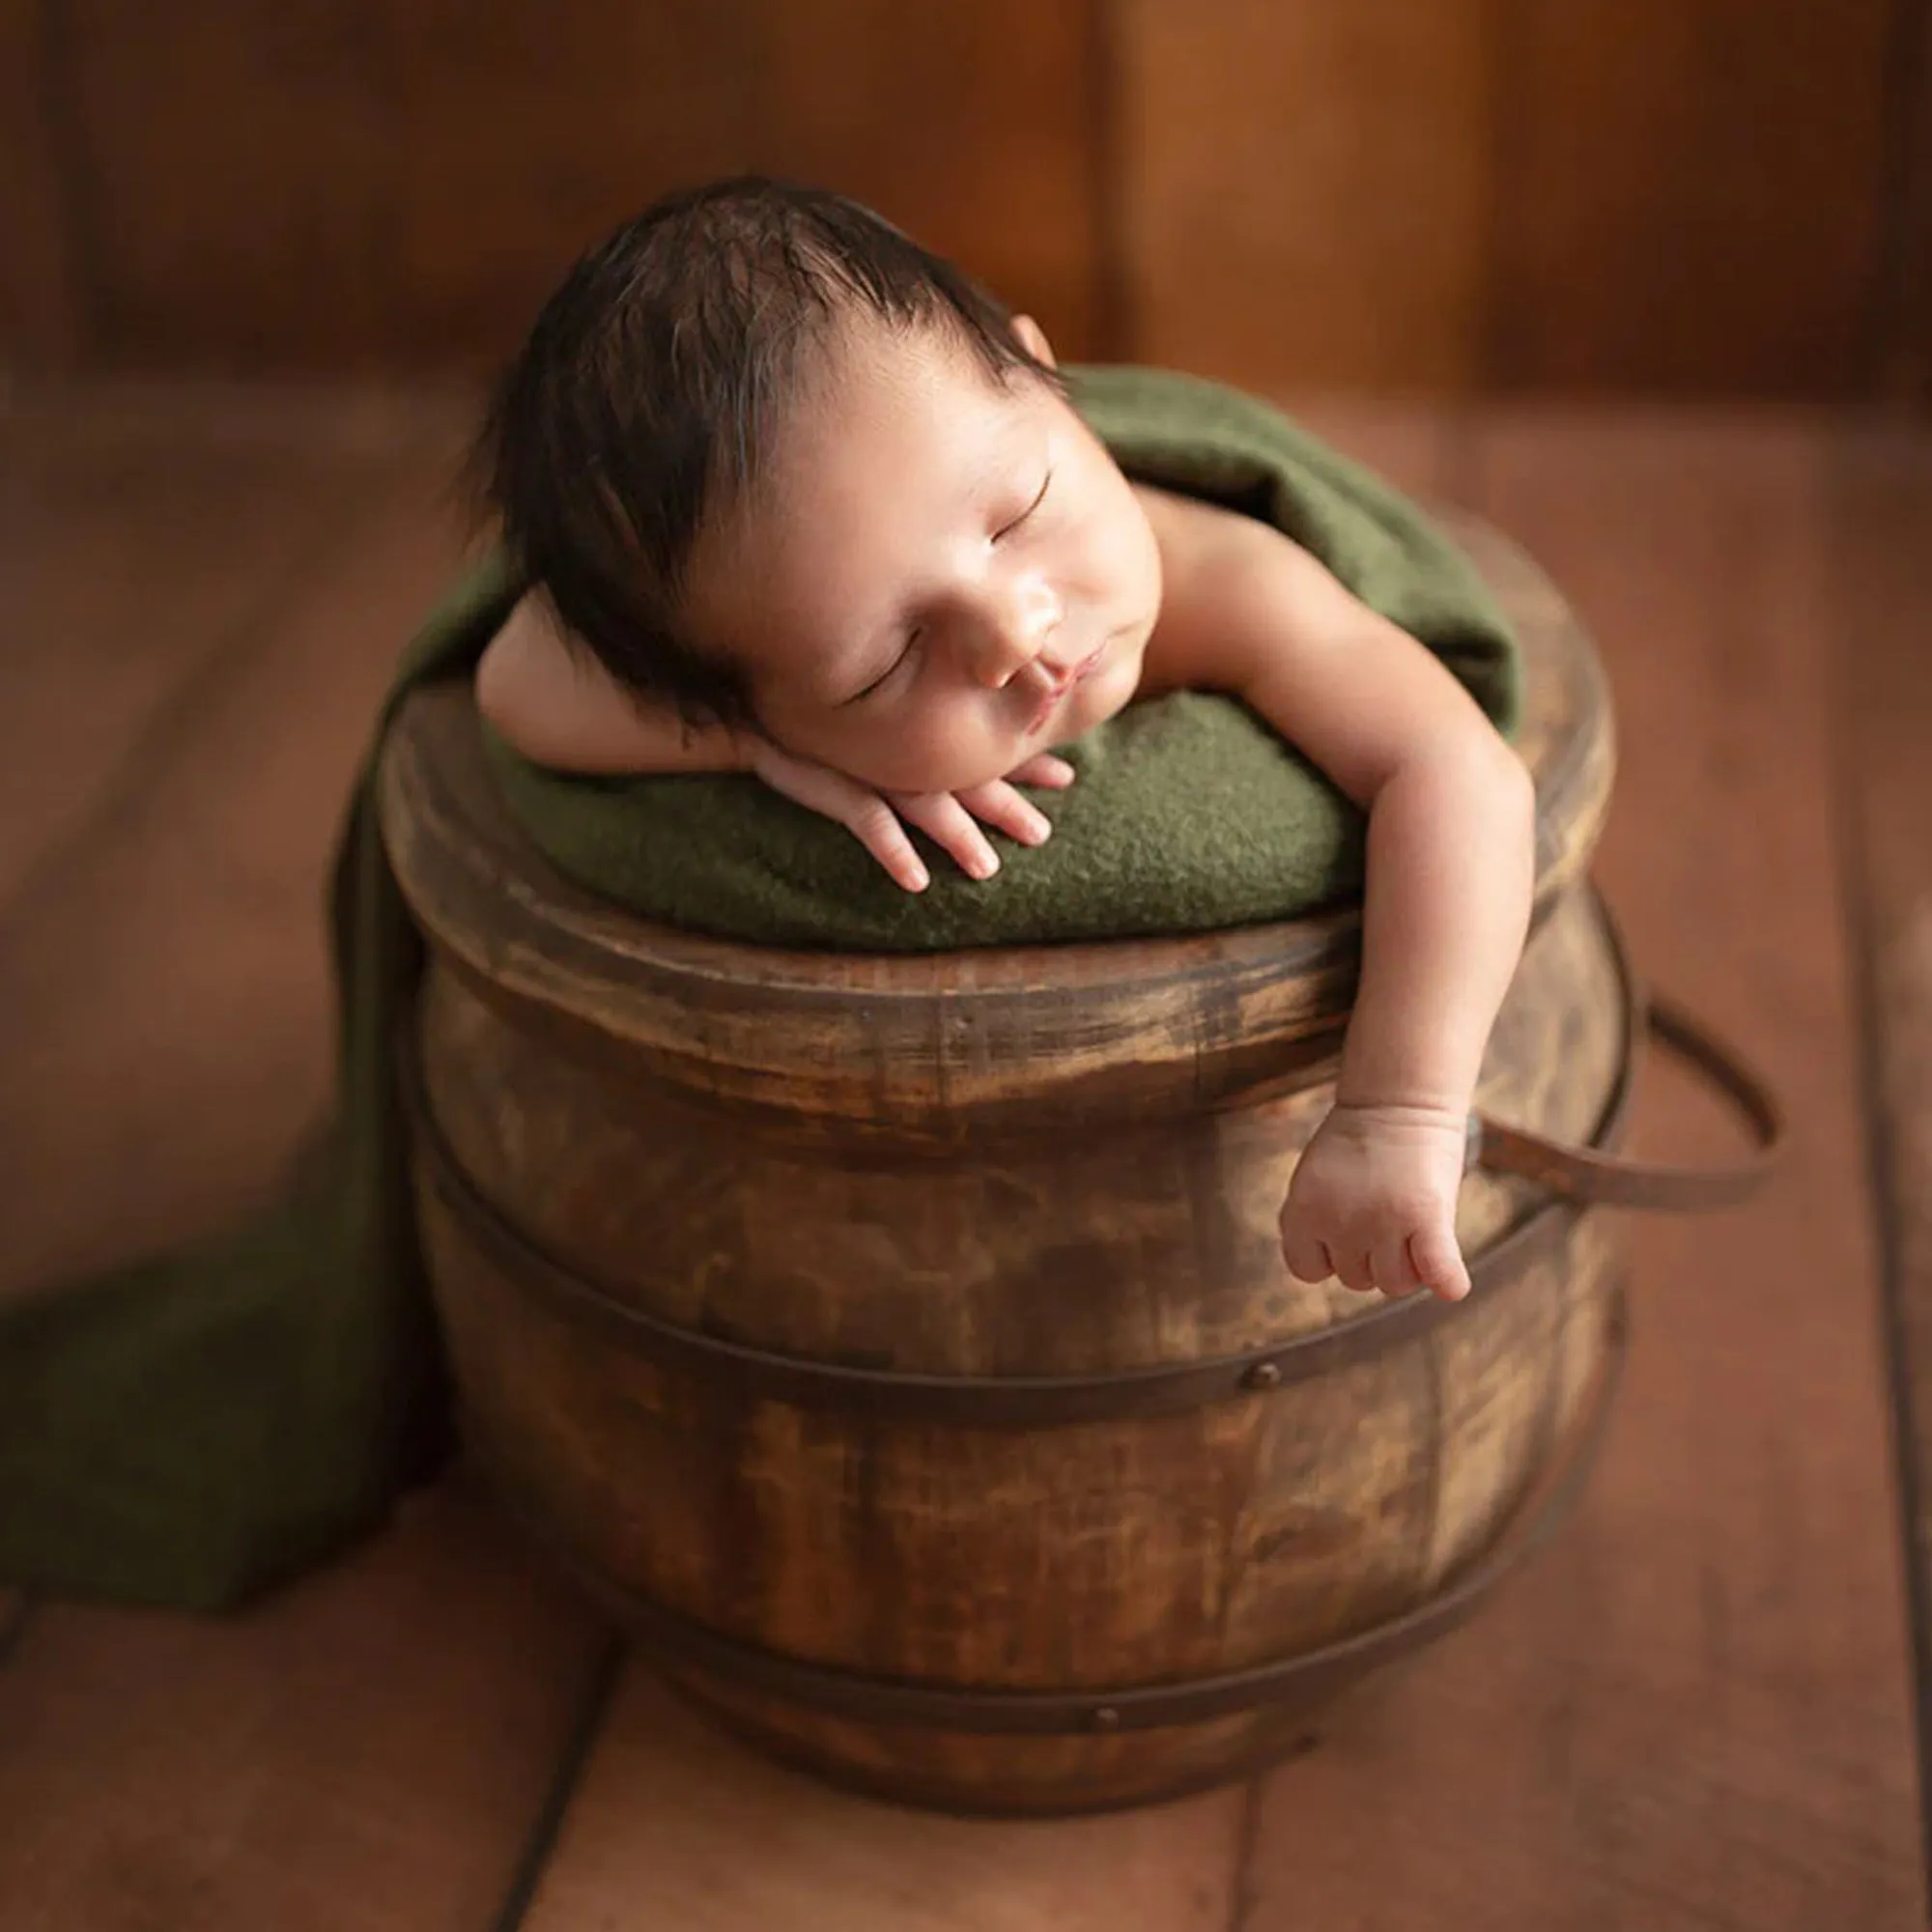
[681,316,1163,796]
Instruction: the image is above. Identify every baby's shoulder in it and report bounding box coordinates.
[1134,483,1350,696]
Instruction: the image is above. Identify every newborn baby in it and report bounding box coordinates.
[472,176,1535,1305]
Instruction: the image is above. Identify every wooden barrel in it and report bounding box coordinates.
[376,518,1708,1816]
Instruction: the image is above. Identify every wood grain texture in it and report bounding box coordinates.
[1872,0,1932,405]
[0,0,84,364]
[62,0,394,367]
[0,399,475,1297]
[519,1668,1241,1931]
[1273,402,1460,501]
[0,384,426,917]
[1122,0,1494,393]
[384,0,757,371]
[0,1486,611,1932]
[749,0,1107,358]
[1488,0,1894,396]
[6,0,1913,396]
[1241,414,1925,1926]
[1832,428,1932,1791]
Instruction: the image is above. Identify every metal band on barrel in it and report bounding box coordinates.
[458,1285,1625,1737]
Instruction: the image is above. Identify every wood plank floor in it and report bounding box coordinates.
[1,382,1927,1930]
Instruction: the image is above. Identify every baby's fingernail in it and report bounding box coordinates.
[972,851,1000,879]
[1020,814,1052,845]
[904,863,930,892]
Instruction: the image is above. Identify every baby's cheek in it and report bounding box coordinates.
[816,713,978,795]
[909,704,1030,793]
[916,715,1016,791]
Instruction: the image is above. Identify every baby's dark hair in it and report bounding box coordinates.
[475,175,1058,727]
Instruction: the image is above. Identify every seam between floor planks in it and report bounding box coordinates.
[1833,606,1932,1901]
[1829,424,1932,1894]
[1224,1775,1266,1932]
[487,1626,629,1932]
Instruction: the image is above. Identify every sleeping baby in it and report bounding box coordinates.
[470,176,1535,1306]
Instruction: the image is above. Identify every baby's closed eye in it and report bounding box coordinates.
[851,626,923,704]
[994,468,1052,543]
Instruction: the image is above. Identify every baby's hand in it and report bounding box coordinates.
[1279,1101,1473,1302]
[747,742,1076,891]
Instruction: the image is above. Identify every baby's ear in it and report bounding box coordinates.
[1011,314,1058,369]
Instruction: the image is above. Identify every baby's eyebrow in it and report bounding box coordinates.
[970,414,1040,501]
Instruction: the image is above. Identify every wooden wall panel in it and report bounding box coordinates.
[0,0,1920,397]
[1873,0,1932,404]
[381,0,1109,373]
[1121,0,1495,393]
[62,0,392,368]
[0,0,83,364]
[748,0,1110,360]
[1488,0,1894,395]
[384,0,759,372]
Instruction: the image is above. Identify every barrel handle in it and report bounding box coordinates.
[1470,991,1785,1213]
[1223,883,1788,1216]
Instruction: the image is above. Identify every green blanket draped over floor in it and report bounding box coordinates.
[0,365,1520,1611]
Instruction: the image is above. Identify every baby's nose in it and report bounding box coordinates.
[972,576,1063,688]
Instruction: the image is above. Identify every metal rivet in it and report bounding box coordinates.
[1091,1706,1122,1732]
[1243,1360,1283,1391]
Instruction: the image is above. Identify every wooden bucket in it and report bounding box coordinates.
[378,515,1779,1817]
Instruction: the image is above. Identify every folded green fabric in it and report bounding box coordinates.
[0,366,1518,1610]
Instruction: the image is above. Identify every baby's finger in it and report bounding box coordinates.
[1281,1221,1332,1286]
[844,798,933,893]
[1407,1225,1472,1303]
[956,780,1052,847]
[1332,1250,1378,1296]
[1007,753,1077,790]
[1373,1237,1424,1301]
[894,793,1001,881]
[758,756,930,892]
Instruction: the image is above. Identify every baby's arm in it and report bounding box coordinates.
[475,596,749,773]
[1139,488,1536,1302]
[475,595,1071,889]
